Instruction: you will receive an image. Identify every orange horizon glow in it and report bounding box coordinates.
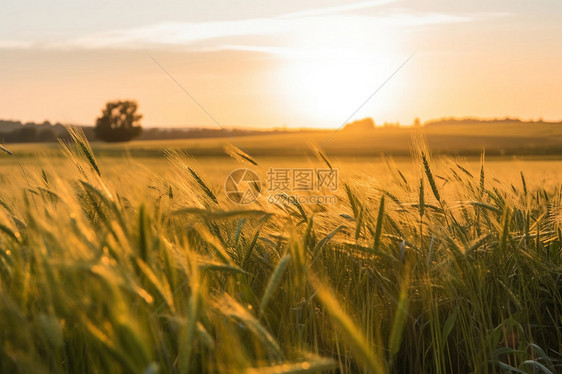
[1,1,561,129]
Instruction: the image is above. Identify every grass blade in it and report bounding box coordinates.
[260,254,291,311]
[309,274,387,374]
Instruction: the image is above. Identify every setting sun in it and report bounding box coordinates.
[278,47,398,125]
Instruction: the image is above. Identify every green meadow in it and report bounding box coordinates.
[0,128,561,373]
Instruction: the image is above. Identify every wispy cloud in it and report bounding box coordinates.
[0,40,34,49]
[281,0,397,18]
[219,44,296,56]
[48,19,289,50]
[0,0,510,52]
[46,14,481,50]
[382,12,472,26]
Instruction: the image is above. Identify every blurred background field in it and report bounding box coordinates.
[2,130,562,197]
[3,153,562,191]
[3,119,562,159]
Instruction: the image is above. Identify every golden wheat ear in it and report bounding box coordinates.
[224,144,258,166]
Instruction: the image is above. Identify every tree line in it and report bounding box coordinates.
[2,100,560,144]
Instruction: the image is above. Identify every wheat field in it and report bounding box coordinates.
[0,130,560,373]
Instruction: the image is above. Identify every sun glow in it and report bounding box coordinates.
[279,48,397,126]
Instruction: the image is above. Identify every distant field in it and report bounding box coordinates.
[3,121,562,159]
[2,121,562,195]
[2,147,562,199]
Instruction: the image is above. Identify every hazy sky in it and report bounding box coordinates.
[1,0,561,128]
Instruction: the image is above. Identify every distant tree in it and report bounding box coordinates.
[343,117,375,132]
[19,126,38,142]
[38,128,57,142]
[95,100,142,142]
[413,117,421,127]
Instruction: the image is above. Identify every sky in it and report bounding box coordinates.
[1,0,561,128]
